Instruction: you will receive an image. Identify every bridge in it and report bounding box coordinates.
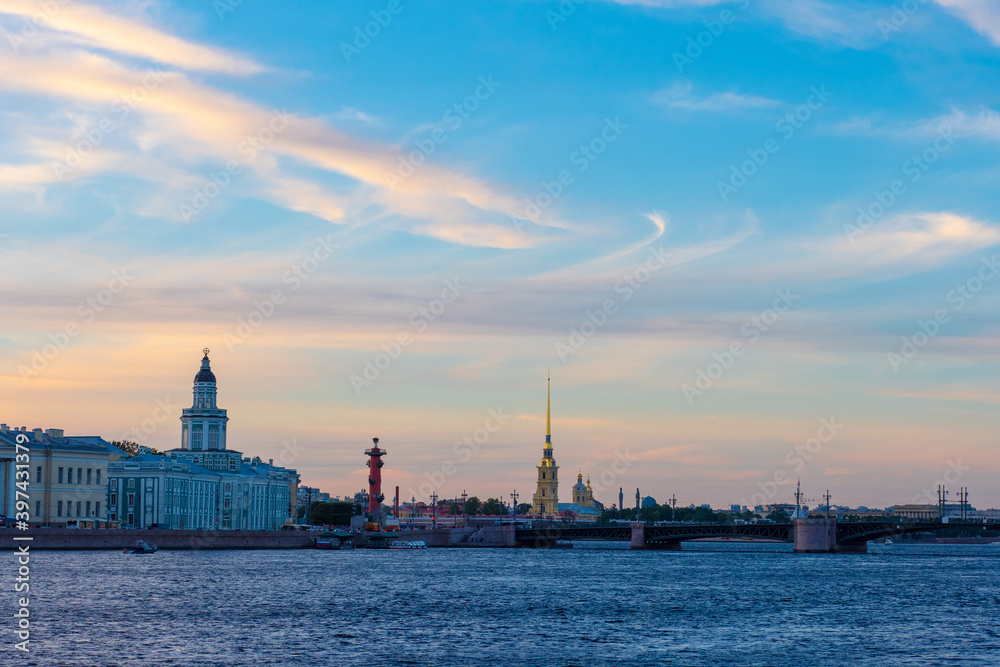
[513,518,1000,553]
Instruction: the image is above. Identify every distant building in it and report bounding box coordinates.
[760,503,800,515]
[0,426,121,527]
[107,350,298,529]
[641,496,657,508]
[892,503,971,520]
[558,472,604,522]
[531,376,559,517]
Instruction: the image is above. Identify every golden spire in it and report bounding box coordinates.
[545,372,551,445]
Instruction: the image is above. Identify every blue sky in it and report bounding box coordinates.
[2,0,1000,509]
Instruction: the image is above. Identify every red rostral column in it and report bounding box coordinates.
[365,437,386,516]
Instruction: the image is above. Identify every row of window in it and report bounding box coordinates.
[53,500,101,517]
[38,467,102,486]
[192,394,217,409]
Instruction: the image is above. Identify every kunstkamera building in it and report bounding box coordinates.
[107,350,299,530]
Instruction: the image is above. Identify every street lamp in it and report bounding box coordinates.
[461,490,467,528]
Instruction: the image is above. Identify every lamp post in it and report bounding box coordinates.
[461,490,467,528]
[410,495,415,530]
[510,490,519,527]
[431,492,438,529]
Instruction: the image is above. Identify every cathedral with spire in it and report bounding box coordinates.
[530,375,603,520]
[531,375,559,516]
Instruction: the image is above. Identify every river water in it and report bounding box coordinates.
[9,543,1000,666]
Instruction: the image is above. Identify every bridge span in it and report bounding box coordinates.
[513,518,999,553]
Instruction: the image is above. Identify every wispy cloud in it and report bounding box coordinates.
[0,3,545,249]
[652,82,780,113]
[0,0,261,74]
[934,0,1000,46]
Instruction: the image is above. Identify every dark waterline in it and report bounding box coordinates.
[10,543,1000,666]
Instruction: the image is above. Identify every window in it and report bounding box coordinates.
[542,490,546,497]
[128,493,135,506]
[110,513,117,522]
[128,479,135,489]
[35,501,41,517]
[76,468,82,484]
[95,502,100,518]
[229,459,236,471]
[76,502,81,517]
[36,466,42,483]
[56,501,62,516]
[110,493,117,506]
[209,430,218,449]
[86,502,91,516]
[541,472,546,479]
[96,470,102,485]
[58,467,64,484]
[87,469,92,485]
[225,482,231,492]
[111,479,118,490]
[127,513,134,526]
[224,498,231,509]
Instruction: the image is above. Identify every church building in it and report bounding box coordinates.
[558,472,604,521]
[528,375,606,521]
[530,376,558,516]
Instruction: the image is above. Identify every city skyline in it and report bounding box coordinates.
[3,0,1000,509]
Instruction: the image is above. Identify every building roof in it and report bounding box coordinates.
[194,351,217,383]
[557,502,602,516]
[0,428,116,455]
[111,450,298,482]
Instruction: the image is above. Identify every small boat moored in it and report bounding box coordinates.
[130,540,158,554]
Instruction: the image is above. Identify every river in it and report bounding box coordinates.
[9,543,1000,666]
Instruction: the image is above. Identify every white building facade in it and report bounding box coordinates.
[0,426,120,527]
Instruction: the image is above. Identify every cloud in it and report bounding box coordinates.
[602,0,889,48]
[902,107,1000,141]
[934,0,1000,46]
[652,82,780,113]
[0,44,538,248]
[791,212,1000,280]
[0,0,261,74]
[599,0,728,7]
[761,0,879,47]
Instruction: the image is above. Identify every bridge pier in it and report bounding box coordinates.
[794,518,868,554]
[793,518,837,553]
[630,522,644,549]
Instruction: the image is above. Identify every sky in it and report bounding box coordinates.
[2,0,1000,511]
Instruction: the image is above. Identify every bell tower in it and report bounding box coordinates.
[531,374,558,517]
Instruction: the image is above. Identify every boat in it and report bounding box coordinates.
[884,539,893,545]
[130,540,157,554]
[389,540,427,549]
